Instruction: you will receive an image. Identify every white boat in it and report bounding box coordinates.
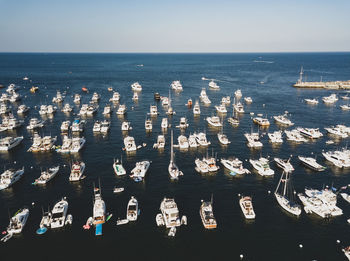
[145,118,152,131]
[3,208,29,239]
[253,117,270,127]
[132,92,138,101]
[340,193,350,204]
[71,118,85,132]
[61,103,73,113]
[249,158,274,176]
[222,96,231,104]
[178,135,189,149]
[340,104,350,110]
[40,135,56,151]
[78,104,88,116]
[116,104,126,115]
[195,158,209,173]
[188,134,198,148]
[93,121,101,132]
[57,135,72,153]
[113,187,124,194]
[239,196,256,219]
[50,198,69,229]
[234,89,242,98]
[268,131,283,143]
[153,135,165,149]
[70,137,85,153]
[273,115,294,126]
[113,158,126,176]
[209,80,220,90]
[91,92,100,102]
[200,88,211,104]
[200,197,217,229]
[322,150,350,168]
[130,160,151,180]
[127,196,139,221]
[27,118,45,130]
[103,104,112,115]
[109,92,120,102]
[297,193,332,218]
[9,92,21,102]
[215,103,227,113]
[93,186,106,225]
[284,129,308,142]
[304,98,318,104]
[52,91,64,103]
[131,82,142,91]
[244,132,263,148]
[220,158,250,175]
[322,93,338,104]
[148,105,158,116]
[161,96,169,106]
[0,103,10,115]
[218,132,230,145]
[86,104,98,115]
[171,80,183,91]
[233,102,244,114]
[298,156,326,171]
[275,171,301,216]
[343,246,350,261]
[34,166,59,185]
[47,105,57,114]
[158,198,181,228]
[297,127,323,139]
[69,161,85,181]
[244,97,253,103]
[161,118,168,129]
[124,136,137,152]
[274,157,294,172]
[193,100,201,115]
[0,136,23,151]
[73,94,81,103]
[17,104,30,114]
[60,120,70,132]
[121,121,132,131]
[203,152,220,172]
[176,117,189,129]
[206,116,222,127]
[100,120,110,133]
[324,126,348,138]
[168,131,183,179]
[0,167,24,190]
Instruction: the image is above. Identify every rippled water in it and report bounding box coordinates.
[0,53,350,260]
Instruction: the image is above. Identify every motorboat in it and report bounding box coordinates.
[93,186,106,225]
[220,158,250,175]
[297,127,323,139]
[69,161,85,181]
[154,92,161,101]
[273,115,294,126]
[200,88,211,104]
[322,150,350,168]
[222,96,231,104]
[145,118,152,131]
[244,132,263,148]
[71,118,85,132]
[215,103,227,114]
[244,97,253,103]
[208,80,220,90]
[168,131,183,179]
[50,198,69,229]
[47,105,57,114]
[217,132,230,145]
[124,136,137,152]
[233,102,244,113]
[340,193,350,204]
[61,103,73,113]
[0,93,8,102]
[0,167,25,190]
[199,197,217,229]
[161,96,169,106]
[249,158,274,176]
[132,92,138,101]
[91,92,100,102]
[239,196,256,219]
[113,187,124,194]
[30,86,39,93]
[57,135,72,153]
[52,91,64,103]
[195,158,209,173]
[27,118,45,130]
[116,104,126,115]
[6,84,18,93]
[193,100,201,115]
[298,193,332,218]
[131,82,142,91]
[130,160,151,180]
[188,134,198,148]
[60,120,70,132]
[171,80,183,91]
[27,133,43,152]
[322,94,338,104]
[275,171,301,216]
[40,135,57,151]
[304,98,318,104]
[148,105,158,116]
[176,117,189,129]
[17,104,30,114]
[298,156,326,171]
[109,92,120,102]
[0,115,23,131]
[127,196,139,221]
[86,104,98,115]
[153,135,165,149]
[178,135,189,149]
[253,117,270,127]
[340,104,350,110]
[186,98,192,107]
[113,158,126,176]
[9,92,21,102]
[234,89,242,98]
[100,120,110,133]
[274,157,294,172]
[103,104,112,115]
[268,131,283,143]
[284,129,308,142]
[1,208,29,241]
[33,166,60,185]
[203,152,220,172]
[324,126,348,138]
[78,104,88,116]
[0,136,23,151]
[158,198,181,228]
[70,137,86,152]
[161,118,168,129]
[343,246,350,260]
[121,121,132,131]
[73,93,81,103]
[206,116,222,127]
[0,103,10,114]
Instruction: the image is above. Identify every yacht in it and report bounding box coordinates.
[199,197,217,229]
[268,131,283,143]
[9,92,21,102]
[61,103,72,113]
[27,118,45,130]
[220,158,250,175]
[176,117,189,129]
[41,135,57,151]
[47,105,57,114]
[145,118,152,131]
[186,98,192,107]
[121,121,132,131]
[78,104,88,116]
[0,93,8,102]
[0,136,23,151]
[127,196,139,221]
[27,133,43,152]
[298,156,326,171]
[221,96,231,104]
[93,186,106,225]
[100,120,110,133]
[60,121,70,132]
[116,104,126,115]
[253,117,270,127]
[0,115,24,131]
[153,135,165,149]
[217,132,230,145]
[130,160,151,180]
[200,88,211,104]
[148,105,158,116]
[70,137,86,152]
[86,104,98,115]
[304,98,319,105]
[203,151,220,172]
[57,135,72,153]
[233,102,244,114]
[113,158,126,176]
[71,118,85,132]
[109,92,120,102]
[195,158,209,173]
[132,92,138,101]
[193,100,201,115]
[284,129,308,142]
[161,96,169,106]
[215,103,227,114]
[33,166,60,185]
[297,127,323,139]
[340,104,350,110]
[131,82,142,91]
[274,157,294,172]
[304,187,342,216]
[158,198,181,228]
[52,91,64,103]
[6,84,18,93]
[227,107,240,126]
[244,97,253,103]
[340,193,350,204]
[322,150,350,168]
[244,132,263,148]
[102,104,112,115]
[50,198,69,229]
[73,93,81,103]
[273,114,294,126]
[188,134,198,148]
[206,116,222,127]
[0,103,10,115]
[194,132,211,146]
[17,104,30,114]
[178,135,189,149]
[91,92,100,102]
[69,161,85,181]
[2,208,29,240]
[275,171,301,216]
[171,80,183,91]
[208,80,220,90]
[0,167,25,190]
[324,126,348,138]
[322,94,338,104]
[298,193,332,218]
[168,131,183,179]
[249,158,274,176]
[234,89,242,98]
[124,136,137,152]
[239,196,256,219]
[161,118,168,129]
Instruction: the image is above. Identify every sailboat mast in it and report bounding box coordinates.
[170,130,174,162]
[275,172,283,194]
[283,172,288,196]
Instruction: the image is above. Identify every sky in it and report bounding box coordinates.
[0,0,349,53]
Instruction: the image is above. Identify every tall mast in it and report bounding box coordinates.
[283,172,288,196]
[298,66,303,83]
[170,130,174,162]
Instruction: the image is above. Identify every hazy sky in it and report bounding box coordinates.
[0,0,349,52]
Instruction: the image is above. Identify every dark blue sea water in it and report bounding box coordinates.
[0,53,350,260]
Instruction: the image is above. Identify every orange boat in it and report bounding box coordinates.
[187,98,193,107]
[82,87,88,92]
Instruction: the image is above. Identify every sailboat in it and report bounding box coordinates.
[274,171,301,216]
[166,89,175,115]
[227,103,239,126]
[168,130,183,179]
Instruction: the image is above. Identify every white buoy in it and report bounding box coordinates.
[268,190,271,194]
[32,202,35,206]
[30,166,33,169]
[240,254,243,259]
[238,193,241,197]
[14,161,16,164]
[337,240,340,243]
[299,244,303,248]
[63,164,66,167]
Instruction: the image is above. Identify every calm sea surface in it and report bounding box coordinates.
[0,53,350,260]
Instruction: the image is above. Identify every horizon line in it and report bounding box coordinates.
[0,51,350,54]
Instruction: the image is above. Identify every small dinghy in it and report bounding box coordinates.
[156,213,165,226]
[116,218,129,226]
[36,227,47,235]
[168,227,176,237]
[113,187,124,193]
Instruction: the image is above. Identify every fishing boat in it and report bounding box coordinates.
[222,96,231,104]
[186,98,192,107]
[91,92,100,102]
[9,92,21,102]
[203,151,220,172]
[145,118,152,131]
[1,208,29,242]
[161,96,169,106]
[86,104,98,115]
[233,101,244,114]
[297,193,332,218]
[178,135,189,149]
[92,185,106,226]
[60,120,70,132]
[253,117,270,127]
[33,166,59,185]
[161,118,168,129]
[194,132,211,146]
[268,131,283,143]
[217,130,230,145]
[17,104,30,114]
[57,135,72,153]
[0,167,25,190]
[171,80,183,91]
[61,103,73,113]
[0,136,23,151]
[27,118,45,130]
[199,196,217,229]
[153,135,165,149]
[273,114,294,126]
[70,137,86,152]
[109,92,120,102]
[208,80,220,90]
[132,92,138,101]
[47,105,57,114]
[0,103,10,114]
[220,158,250,175]
[239,196,256,219]
[158,198,181,228]
[73,93,81,103]
[100,120,110,133]
[69,161,85,181]
[249,158,274,176]
[148,105,158,116]
[130,160,151,181]
[304,98,318,104]
[131,82,142,91]
[298,156,326,171]
[200,88,211,104]
[193,100,201,115]
[244,131,263,148]
[113,157,126,176]
[284,129,308,142]
[176,117,189,129]
[124,136,137,152]
[188,134,198,148]
[275,171,301,216]
[121,121,132,131]
[116,104,126,115]
[168,130,183,179]
[195,158,209,173]
[71,118,85,132]
[103,104,112,115]
[234,89,242,98]
[127,196,139,221]
[50,198,69,229]
[52,91,64,103]
[274,157,294,172]
[215,103,227,113]
[206,116,222,127]
[78,104,88,116]
[244,97,253,103]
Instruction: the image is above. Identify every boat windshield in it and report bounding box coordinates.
[52,212,63,219]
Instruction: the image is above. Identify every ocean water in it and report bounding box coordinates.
[0,53,350,260]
